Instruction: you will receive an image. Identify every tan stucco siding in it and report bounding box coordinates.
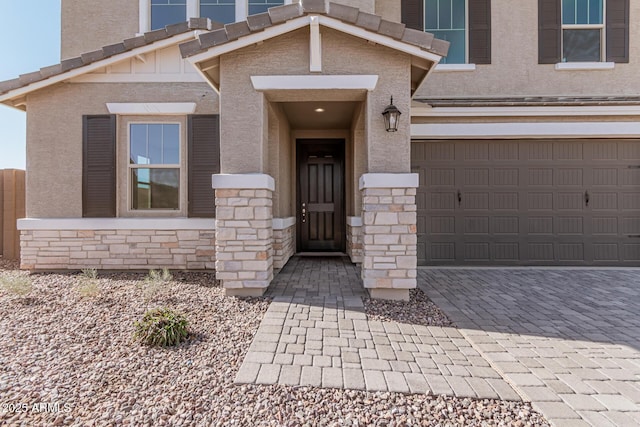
[267,103,293,218]
[62,0,139,60]
[219,27,413,174]
[418,0,640,98]
[375,0,401,22]
[25,82,218,218]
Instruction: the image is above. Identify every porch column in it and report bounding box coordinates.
[212,174,274,297]
[360,173,418,301]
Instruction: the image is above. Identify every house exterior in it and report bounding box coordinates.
[0,0,638,300]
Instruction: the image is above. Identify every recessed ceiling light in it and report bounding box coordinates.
[315,108,325,113]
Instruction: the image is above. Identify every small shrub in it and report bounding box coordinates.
[81,268,98,280]
[0,274,33,297]
[77,268,100,298]
[140,268,173,301]
[133,307,189,347]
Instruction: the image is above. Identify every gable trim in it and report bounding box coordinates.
[0,31,201,104]
[250,75,379,91]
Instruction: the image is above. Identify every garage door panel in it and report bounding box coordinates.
[413,139,639,266]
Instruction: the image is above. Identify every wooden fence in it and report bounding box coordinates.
[0,169,26,261]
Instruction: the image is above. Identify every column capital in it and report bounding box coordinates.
[212,174,275,191]
[359,173,418,190]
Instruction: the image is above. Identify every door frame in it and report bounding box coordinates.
[296,139,346,253]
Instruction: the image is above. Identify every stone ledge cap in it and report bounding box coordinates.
[359,173,419,190]
[212,174,275,191]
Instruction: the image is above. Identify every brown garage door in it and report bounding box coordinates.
[412,139,640,266]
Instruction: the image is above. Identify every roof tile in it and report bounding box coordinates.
[39,64,62,79]
[123,35,147,51]
[225,21,252,41]
[268,3,303,24]
[401,28,434,50]
[327,3,359,23]
[429,37,450,56]
[302,0,327,14]
[199,28,229,50]
[166,21,190,36]
[81,49,106,65]
[179,39,203,58]
[60,57,84,72]
[102,42,127,57]
[246,12,273,31]
[18,71,44,86]
[0,78,21,95]
[189,17,212,30]
[144,28,170,43]
[355,12,381,32]
[378,20,406,40]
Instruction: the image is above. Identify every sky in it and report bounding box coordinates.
[0,1,61,169]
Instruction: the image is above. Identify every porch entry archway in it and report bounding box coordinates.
[296,139,345,253]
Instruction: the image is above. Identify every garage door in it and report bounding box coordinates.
[412,139,640,266]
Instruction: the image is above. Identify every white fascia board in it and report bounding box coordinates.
[411,122,640,139]
[318,15,443,64]
[0,31,200,103]
[434,63,476,72]
[411,105,640,117]
[359,173,419,190]
[250,75,378,91]
[273,217,296,230]
[71,73,205,83]
[17,218,215,231]
[187,16,311,65]
[212,173,275,191]
[107,102,197,115]
[347,216,362,227]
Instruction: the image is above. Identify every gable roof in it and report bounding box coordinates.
[0,1,449,108]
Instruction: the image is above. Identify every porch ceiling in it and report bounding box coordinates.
[281,101,357,130]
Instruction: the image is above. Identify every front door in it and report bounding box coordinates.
[297,140,345,252]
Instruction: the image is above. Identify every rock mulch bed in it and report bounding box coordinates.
[0,260,548,426]
[364,288,455,327]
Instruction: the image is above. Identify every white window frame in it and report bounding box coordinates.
[424,0,469,66]
[127,122,183,213]
[140,0,293,33]
[561,0,606,63]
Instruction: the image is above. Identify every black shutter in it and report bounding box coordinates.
[468,0,492,64]
[188,115,220,218]
[401,0,424,31]
[538,0,561,64]
[606,0,629,63]
[83,115,116,218]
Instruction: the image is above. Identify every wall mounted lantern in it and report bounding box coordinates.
[382,96,401,132]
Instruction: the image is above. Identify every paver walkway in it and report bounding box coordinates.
[420,268,640,427]
[235,257,520,400]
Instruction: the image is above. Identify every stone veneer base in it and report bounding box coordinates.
[369,288,410,301]
[224,288,266,297]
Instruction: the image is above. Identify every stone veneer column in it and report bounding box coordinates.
[360,173,419,301]
[212,174,274,297]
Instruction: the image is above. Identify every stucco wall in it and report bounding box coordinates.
[267,103,293,218]
[418,0,640,98]
[25,82,218,218]
[219,27,412,175]
[61,0,139,60]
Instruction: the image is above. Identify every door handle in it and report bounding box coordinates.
[301,203,306,223]
[457,190,462,206]
[584,190,590,207]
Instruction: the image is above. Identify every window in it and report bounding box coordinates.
[425,0,466,64]
[129,124,181,210]
[248,0,284,16]
[562,0,604,62]
[151,0,187,30]
[200,0,236,24]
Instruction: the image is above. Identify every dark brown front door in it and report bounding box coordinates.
[297,140,345,252]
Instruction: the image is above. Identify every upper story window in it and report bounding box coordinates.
[400,0,491,66]
[200,0,236,24]
[151,0,187,31]
[129,123,181,210]
[561,0,604,62]
[425,0,466,64]
[148,0,286,31]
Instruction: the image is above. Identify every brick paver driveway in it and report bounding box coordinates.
[420,268,640,427]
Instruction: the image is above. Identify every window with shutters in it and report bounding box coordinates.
[561,0,605,62]
[129,123,181,210]
[200,0,236,24]
[425,0,467,64]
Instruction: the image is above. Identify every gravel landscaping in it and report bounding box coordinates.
[0,257,549,426]
[364,289,454,327]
